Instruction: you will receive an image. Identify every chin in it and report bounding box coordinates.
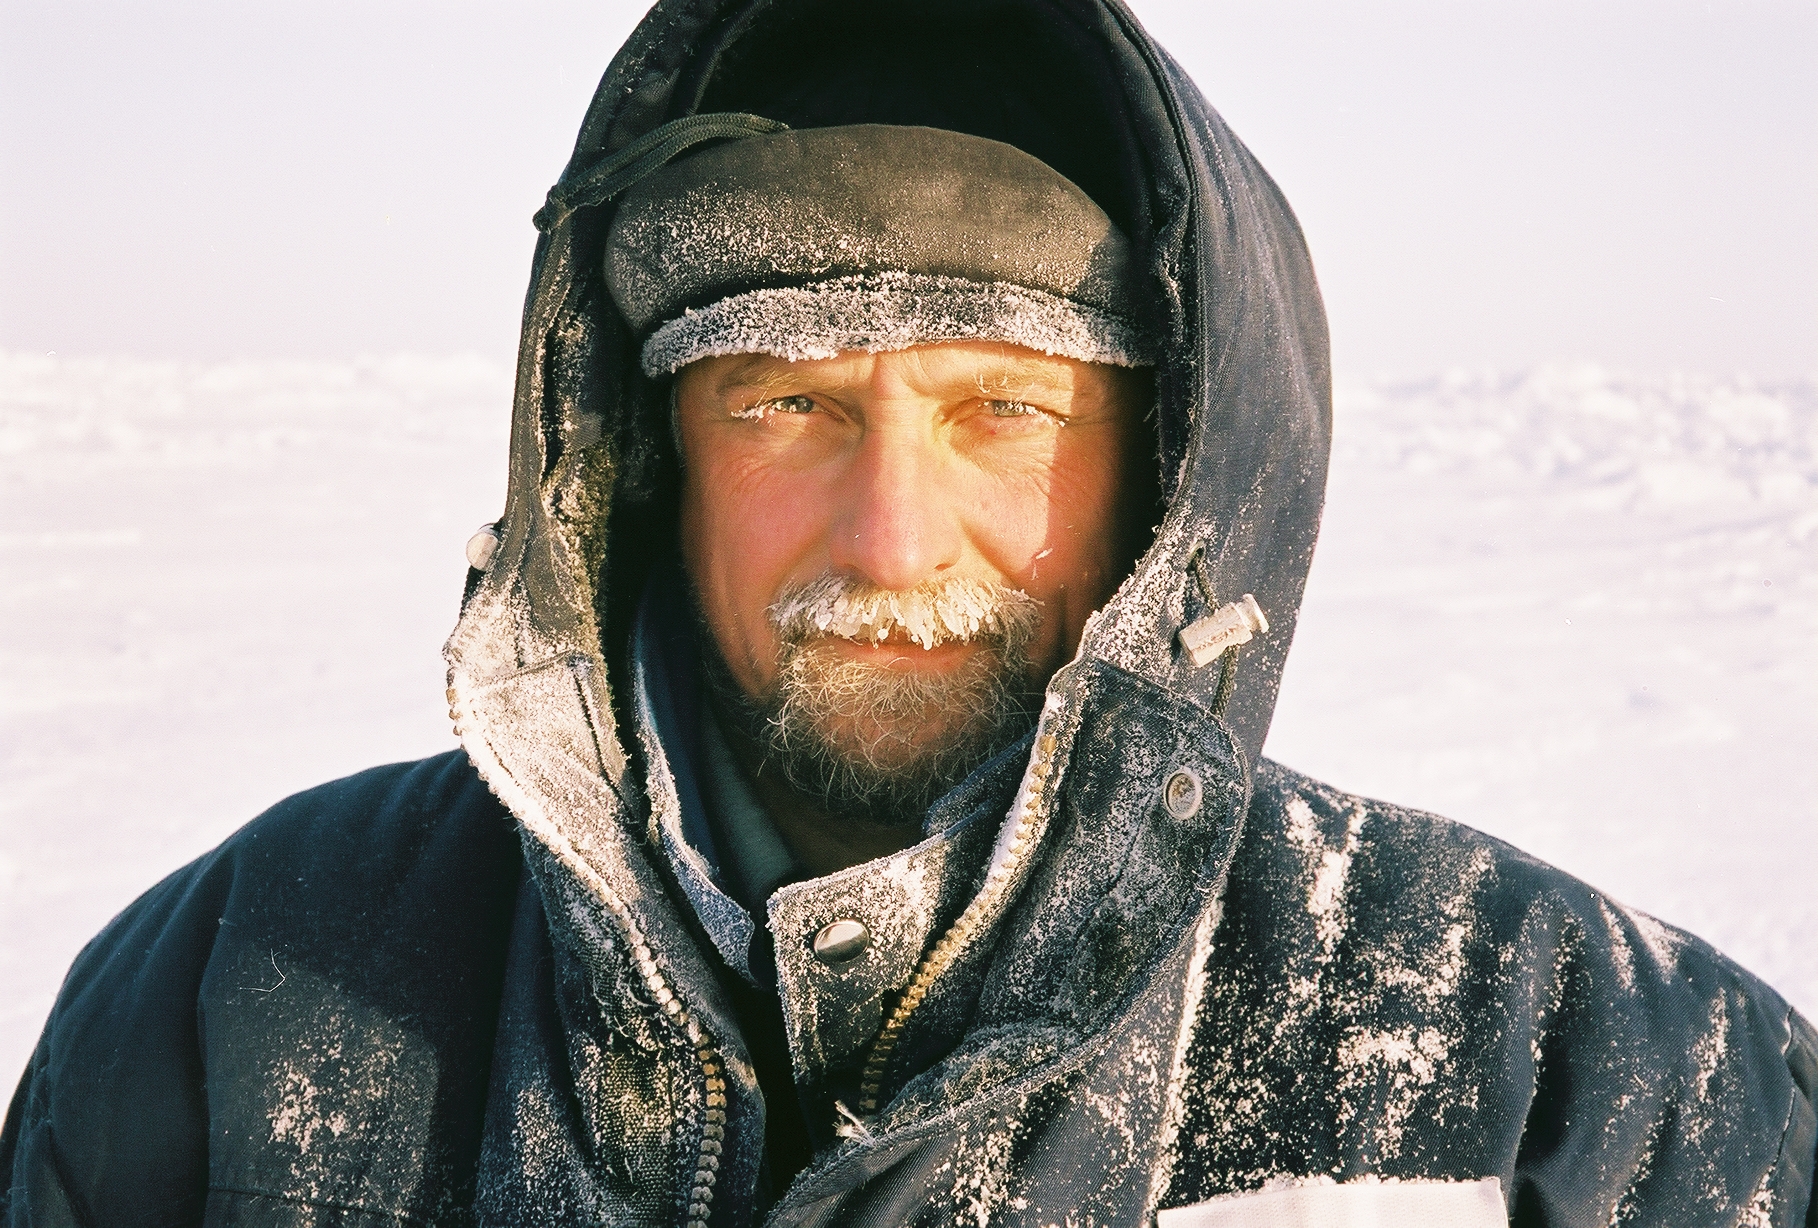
[820,715,975,769]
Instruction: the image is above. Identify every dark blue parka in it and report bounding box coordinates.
[5,0,1815,1224]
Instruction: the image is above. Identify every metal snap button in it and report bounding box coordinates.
[812,919,871,965]
[1164,767,1203,820]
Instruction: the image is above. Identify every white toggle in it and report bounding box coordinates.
[465,523,501,571]
[1178,593,1268,667]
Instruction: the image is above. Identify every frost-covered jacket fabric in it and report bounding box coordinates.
[5,0,1816,1226]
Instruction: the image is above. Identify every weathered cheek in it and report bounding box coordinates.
[1030,461,1134,664]
[956,462,1057,554]
[685,455,836,694]
[706,446,804,504]
[982,460,1122,574]
[691,449,813,549]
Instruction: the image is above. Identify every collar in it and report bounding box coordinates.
[697,706,799,914]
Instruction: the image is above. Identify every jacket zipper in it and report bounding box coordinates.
[856,731,1058,1115]
[630,936,726,1227]
[453,692,728,1228]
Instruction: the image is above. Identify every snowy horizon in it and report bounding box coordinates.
[2,350,1813,1083]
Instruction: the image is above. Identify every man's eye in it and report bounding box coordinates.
[732,395,817,420]
[988,400,1040,418]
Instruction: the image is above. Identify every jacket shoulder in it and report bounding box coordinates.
[1247,757,1787,1010]
[1200,759,1816,1222]
[1,750,522,1227]
[215,748,520,913]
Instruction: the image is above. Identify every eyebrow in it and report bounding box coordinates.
[711,352,1074,400]
[710,356,810,398]
[969,360,1065,398]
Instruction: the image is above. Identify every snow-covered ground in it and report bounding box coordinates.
[2,353,1812,1084]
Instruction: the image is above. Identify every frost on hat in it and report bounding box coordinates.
[604,124,1153,376]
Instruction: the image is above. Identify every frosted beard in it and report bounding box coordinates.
[701,575,1044,829]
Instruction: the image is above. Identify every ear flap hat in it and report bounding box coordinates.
[603,123,1155,374]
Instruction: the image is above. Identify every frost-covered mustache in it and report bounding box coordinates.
[767,574,1041,650]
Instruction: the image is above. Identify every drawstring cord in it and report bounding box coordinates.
[1187,544,1217,607]
[533,112,789,233]
[1212,639,1241,718]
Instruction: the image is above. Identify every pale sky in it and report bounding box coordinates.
[3,0,1813,377]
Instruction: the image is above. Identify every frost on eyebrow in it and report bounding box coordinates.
[971,364,1058,398]
[961,353,1083,406]
[693,357,821,415]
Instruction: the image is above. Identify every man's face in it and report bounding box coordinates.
[677,341,1147,821]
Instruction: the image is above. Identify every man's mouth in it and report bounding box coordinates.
[814,632,980,671]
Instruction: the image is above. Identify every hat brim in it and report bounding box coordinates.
[640,272,1153,377]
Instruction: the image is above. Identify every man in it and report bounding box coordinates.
[4,0,1814,1225]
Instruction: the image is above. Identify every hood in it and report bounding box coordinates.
[443,0,1329,1150]
[441,0,1330,1207]
[447,0,1329,776]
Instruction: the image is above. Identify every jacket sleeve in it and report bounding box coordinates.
[1,1046,86,1227]
[1780,1010,1818,1227]
[1,751,521,1228]
[0,850,224,1228]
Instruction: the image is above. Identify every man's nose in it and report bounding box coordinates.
[826,429,961,591]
